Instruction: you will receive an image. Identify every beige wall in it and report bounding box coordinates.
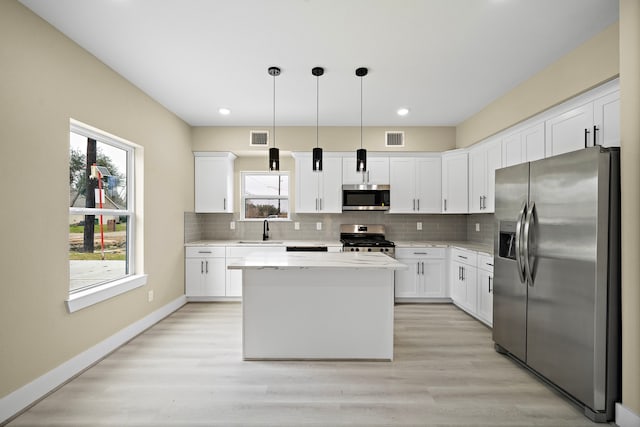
[0,0,193,398]
[456,22,620,148]
[191,126,456,156]
[620,0,640,416]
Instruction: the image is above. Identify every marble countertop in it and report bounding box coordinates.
[185,240,343,247]
[394,240,493,255]
[227,251,407,270]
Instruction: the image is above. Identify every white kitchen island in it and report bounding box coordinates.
[227,251,406,361]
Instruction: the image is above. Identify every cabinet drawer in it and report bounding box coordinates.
[477,253,494,273]
[450,248,477,266]
[395,247,445,259]
[226,245,286,258]
[186,246,225,258]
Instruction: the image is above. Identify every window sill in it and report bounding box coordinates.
[66,274,148,313]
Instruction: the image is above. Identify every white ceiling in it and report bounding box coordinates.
[19,0,618,127]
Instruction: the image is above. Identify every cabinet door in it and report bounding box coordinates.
[342,157,363,185]
[202,257,226,296]
[295,156,320,213]
[442,152,468,213]
[422,259,445,297]
[195,156,232,213]
[502,132,523,167]
[484,141,502,213]
[226,258,243,297]
[366,157,390,184]
[477,270,493,326]
[394,258,420,297]
[389,158,416,213]
[450,261,465,304]
[318,157,343,213]
[415,157,442,213]
[593,91,620,148]
[522,123,545,162]
[468,148,486,213]
[185,258,204,296]
[545,102,594,157]
[461,264,477,313]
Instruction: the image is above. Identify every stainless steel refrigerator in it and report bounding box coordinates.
[493,146,620,422]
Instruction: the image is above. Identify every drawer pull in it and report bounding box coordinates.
[198,251,212,254]
[414,252,427,255]
[458,255,468,259]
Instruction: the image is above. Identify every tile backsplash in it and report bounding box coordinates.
[185,211,495,245]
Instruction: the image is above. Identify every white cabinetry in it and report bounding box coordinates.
[194,152,236,213]
[545,90,620,157]
[185,247,226,299]
[225,245,287,299]
[476,253,494,327]
[342,156,389,185]
[441,150,468,213]
[468,140,501,213]
[449,248,477,313]
[389,156,441,213]
[502,122,545,167]
[293,153,342,213]
[394,247,447,301]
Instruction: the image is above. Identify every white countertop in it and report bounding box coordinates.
[185,240,343,247]
[394,240,493,255]
[227,251,407,270]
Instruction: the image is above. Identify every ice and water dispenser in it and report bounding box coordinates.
[498,221,517,260]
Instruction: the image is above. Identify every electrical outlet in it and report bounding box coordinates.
[294,222,300,230]
[230,221,235,230]
[316,222,322,231]
[416,222,422,231]
[475,223,480,232]
[147,290,154,302]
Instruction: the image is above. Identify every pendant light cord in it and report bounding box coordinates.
[360,75,363,149]
[316,75,319,148]
[272,73,276,148]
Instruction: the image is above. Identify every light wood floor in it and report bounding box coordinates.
[8,303,607,426]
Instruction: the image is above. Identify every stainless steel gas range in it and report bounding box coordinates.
[340,224,395,257]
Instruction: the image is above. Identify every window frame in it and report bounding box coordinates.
[240,171,291,221]
[66,119,146,312]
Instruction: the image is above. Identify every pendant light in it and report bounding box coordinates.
[312,66,324,172]
[355,67,368,172]
[268,66,281,171]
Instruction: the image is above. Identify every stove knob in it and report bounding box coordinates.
[355,248,359,252]
[384,248,389,252]
[367,248,372,252]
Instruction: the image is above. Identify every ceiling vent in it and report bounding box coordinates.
[250,130,269,147]
[385,131,405,147]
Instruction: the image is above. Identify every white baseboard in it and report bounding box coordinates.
[0,295,187,425]
[617,403,640,427]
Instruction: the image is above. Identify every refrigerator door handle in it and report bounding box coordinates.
[523,201,536,285]
[515,202,527,283]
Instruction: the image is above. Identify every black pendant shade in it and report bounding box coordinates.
[356,67,368,172]
[269,147,280,171]
[268,66,281,171]
[356,148,367,172]
[312,147,323,171]
[312,66,324,172]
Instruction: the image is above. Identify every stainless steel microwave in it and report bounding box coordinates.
[342,184,390,211]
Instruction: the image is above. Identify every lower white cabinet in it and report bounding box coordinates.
[185,247,226,298]
[394,247,447,300]
[476,253,494,327]
[450,248,477,313]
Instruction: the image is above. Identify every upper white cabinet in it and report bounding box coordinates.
[502,122,545,167]
[389,155,441,213]
[343,156,389,185]
[545,89,620,157]
[468,139,502,213]
[441,150,468,213]
[293,152,343,213]
[194,152,236,213]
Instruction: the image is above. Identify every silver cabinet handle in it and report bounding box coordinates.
[417,262,420,276]
[444,199,447,212]
[458,255,468,260]
[414,252,427,255]
[201,261,204,274]
[224,198,226,210]
[417,199,420,211]
[315,198,318,211]
[458,266,462,280]
[413,199,416,211]
[488,276,492,293]
[205,260,209,274]
[320,198,322,211]
[479,196,482,210]
[198,250,212,254]
[421,262,424,275]
[461,266,465,281]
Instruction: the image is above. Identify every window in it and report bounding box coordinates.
[241,172,290,220]
[67,120,145,311]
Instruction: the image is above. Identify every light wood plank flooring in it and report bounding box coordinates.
[8,303,607,426]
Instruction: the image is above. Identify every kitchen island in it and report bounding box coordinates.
[227,251,406,361]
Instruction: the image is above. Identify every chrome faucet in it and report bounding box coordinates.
[263,219,269,241]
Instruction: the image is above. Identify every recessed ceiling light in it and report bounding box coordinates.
[218,108,231,115]
[397,108,409,116]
